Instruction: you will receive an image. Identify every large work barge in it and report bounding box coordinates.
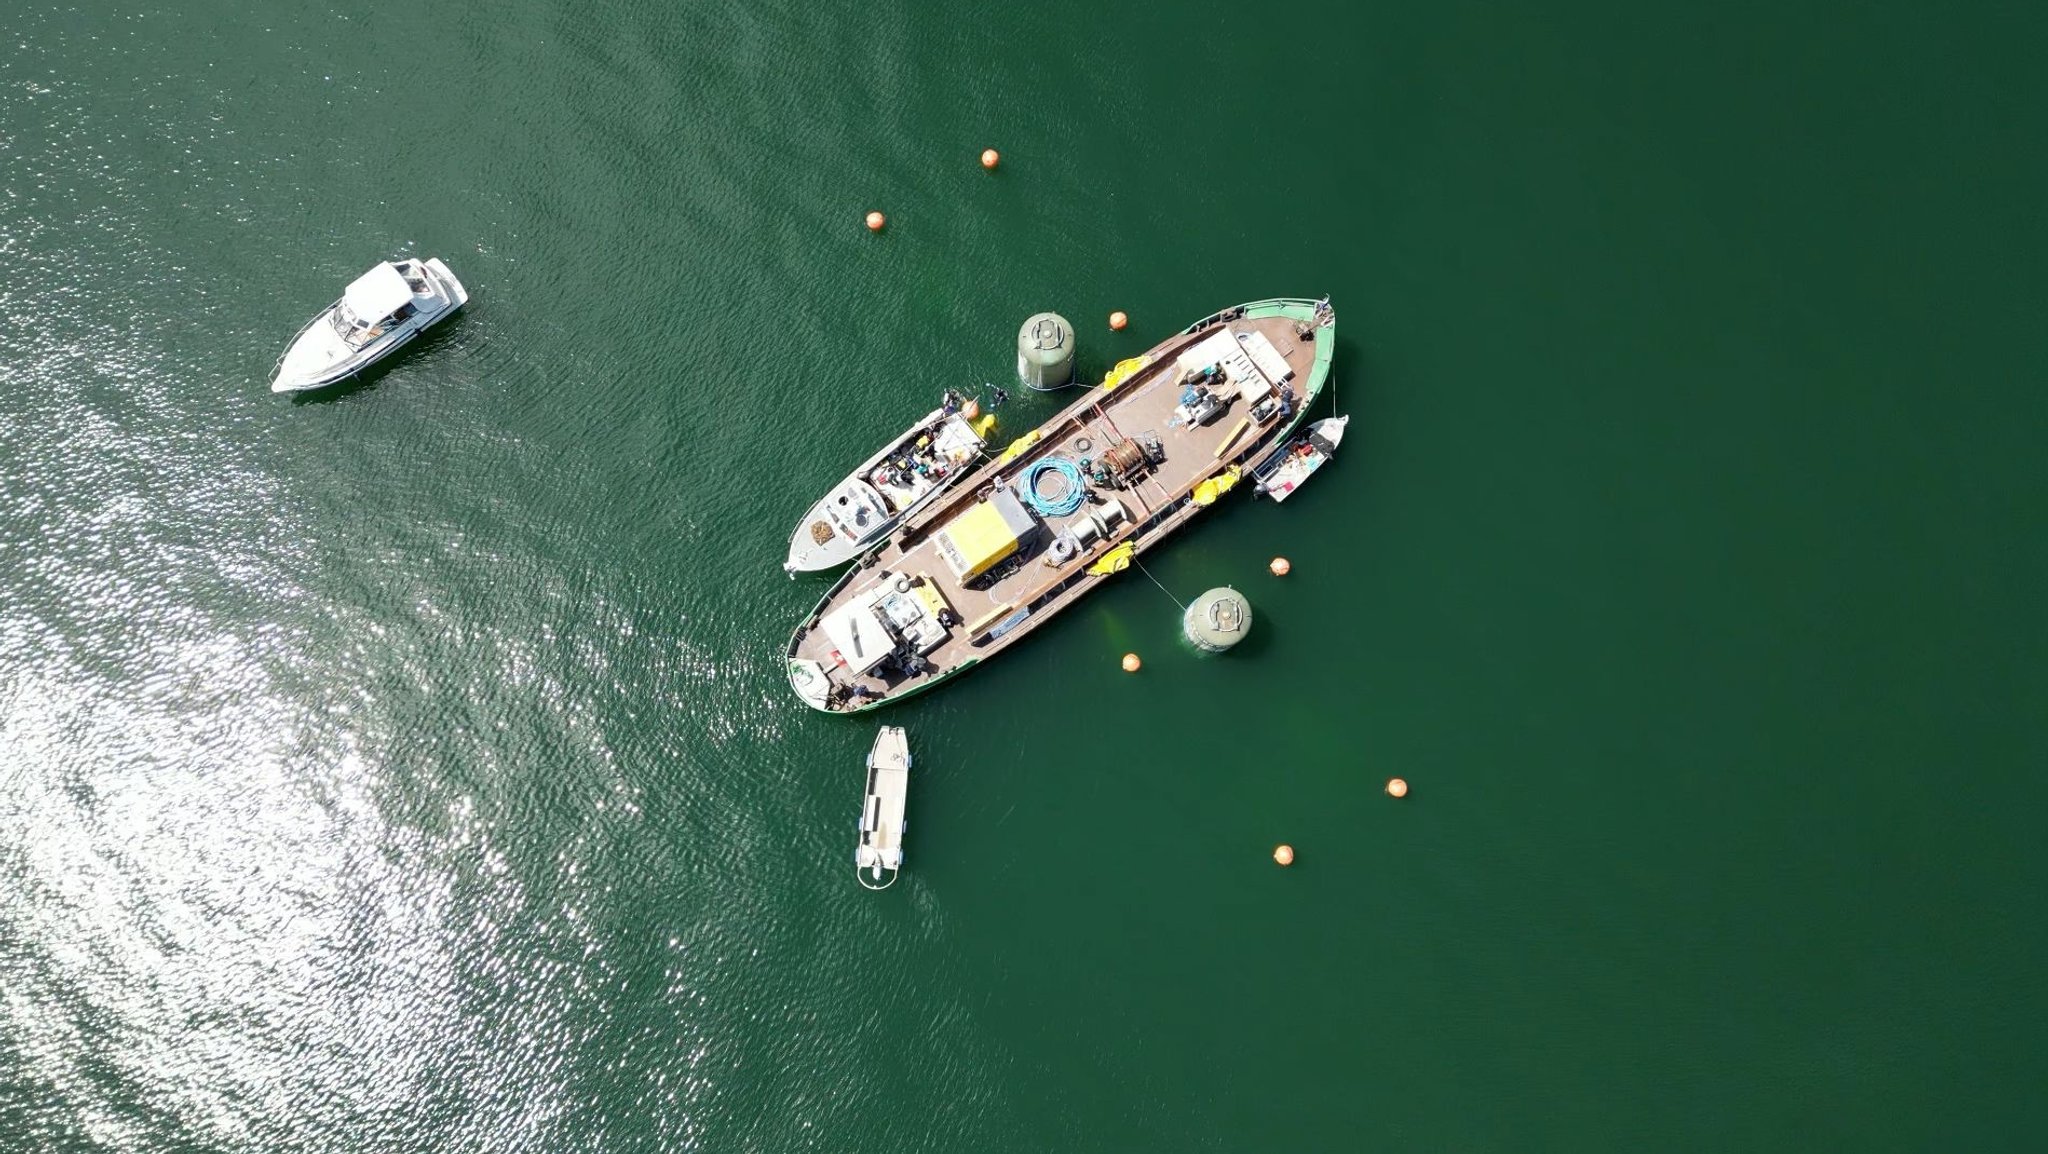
[786,297,1336,713]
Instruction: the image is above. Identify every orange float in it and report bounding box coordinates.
[1269,556,1292,576]
[1273,844,1295,867]
[1386,778,1409,798]
[865,211,886,232]
[980,148,1000,170]
[1121,652,1142,673]
[1109,310,1129,331]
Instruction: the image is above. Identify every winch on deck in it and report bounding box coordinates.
[1086,434,1163,489]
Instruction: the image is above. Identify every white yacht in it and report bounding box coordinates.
[271,258,468,393]
[855,726,911,889]
[783,400,986,575]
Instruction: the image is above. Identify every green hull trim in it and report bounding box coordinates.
[1222,297,1336,454]
[842,657,977,715]
[786,650,980,715]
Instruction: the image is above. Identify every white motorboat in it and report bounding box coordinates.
[783,400,987,574]
[1252,415,1350,503]
[271,258,468,393]
[855,726,911,889]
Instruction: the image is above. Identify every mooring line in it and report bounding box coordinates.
[1133,555,1186,610]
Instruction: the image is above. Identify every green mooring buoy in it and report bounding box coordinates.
[1182,587,1252,653]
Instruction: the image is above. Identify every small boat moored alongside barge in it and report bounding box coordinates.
[784,398,988,575]
[786,297,1336,713]
[1252,415,1350,502]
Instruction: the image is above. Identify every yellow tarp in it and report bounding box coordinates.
[1191,466,1243,507]
[1100,355,1152,393]
[1087,543,1135,576]
[993,429,1042,467]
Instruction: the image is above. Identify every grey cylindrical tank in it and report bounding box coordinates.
[1017,312,1075,390]
[1182,587,1253,653]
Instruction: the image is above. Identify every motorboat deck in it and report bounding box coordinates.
[785,406,987,574]
[1253,415,1351,502]
[856,726,911,888]
[788,297,1335,712]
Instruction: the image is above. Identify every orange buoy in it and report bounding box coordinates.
[1269,556,1291,576]
[961,398,980,421]
[1121,652,1141,673]
[1386,778,1409,798]
[1273,844,1295,866]
[1109,310,1129,331]
[865,211,886,232]
[980,148,1000,170]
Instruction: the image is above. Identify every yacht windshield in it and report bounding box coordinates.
[328,301,386,348]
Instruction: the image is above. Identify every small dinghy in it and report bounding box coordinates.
[271,258,467,393]
[784,396,987,575]
[1252,415,1350,502]
[855,726,911,889]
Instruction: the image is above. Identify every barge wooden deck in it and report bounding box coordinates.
[787,297,1335,713]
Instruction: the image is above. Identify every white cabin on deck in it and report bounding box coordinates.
[817,572,951,676]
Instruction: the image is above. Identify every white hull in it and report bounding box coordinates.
[1254,415,1349,503]
[856,726,911,889]
[784,408,985,574]
[271,258,468,393]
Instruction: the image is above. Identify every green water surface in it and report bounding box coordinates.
[1,2,2042,1150]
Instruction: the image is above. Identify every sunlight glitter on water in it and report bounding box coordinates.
[0,623,579,1148]
[0,285,594,1148]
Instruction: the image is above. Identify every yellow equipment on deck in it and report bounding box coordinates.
[911,573,954,620]
[1191,466,1243,507]
[1100,355,1152,393]
[993,428,1043,467]
[1087,543,1136,576]
[934,489,1035,580]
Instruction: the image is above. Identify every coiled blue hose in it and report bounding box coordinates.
[1021,456,1087,517]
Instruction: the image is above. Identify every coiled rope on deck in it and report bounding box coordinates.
[1021,456,1087,517]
